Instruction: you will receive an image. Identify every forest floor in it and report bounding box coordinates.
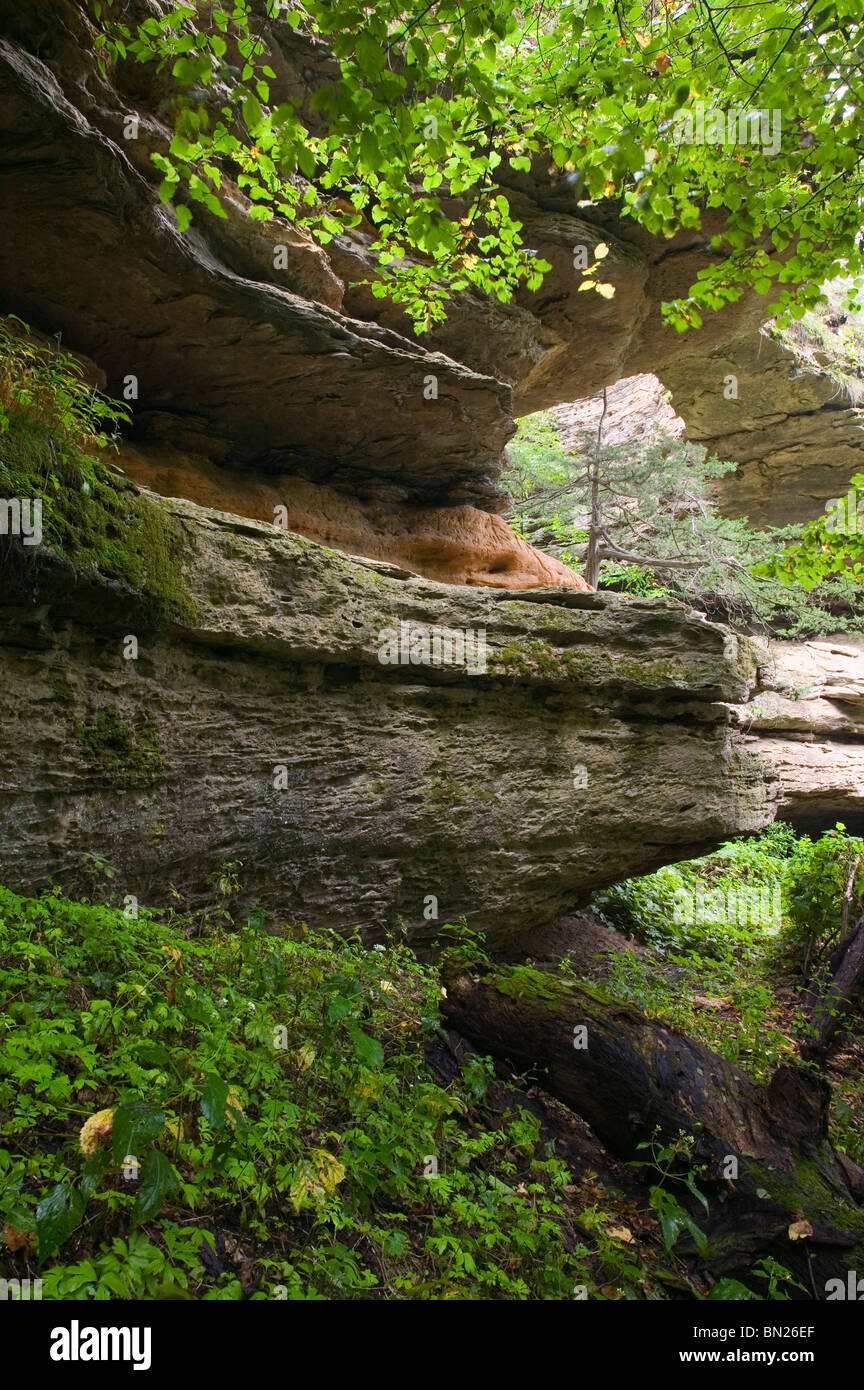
[2,825,862,1301]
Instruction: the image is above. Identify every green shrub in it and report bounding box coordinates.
[596,824,800,957]
[595,826,807,1077]
[784,824,864,970]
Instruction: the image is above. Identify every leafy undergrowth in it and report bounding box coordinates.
[0,884,738,1301]
[589,824,864,1166]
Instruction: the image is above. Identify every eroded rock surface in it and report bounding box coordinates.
[735,638,864,832]
[1,3,855,934]
[0,497,774,940]
[0,21,519,514]
[665,334,864,527]
[552,374,684,450]
[117,442,590,590]
[0,4,762,526]
[551,339,864,530]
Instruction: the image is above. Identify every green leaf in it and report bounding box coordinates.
[356,33,384,79]
[176,205,193,233]
[111,1101,167,1164]
[172,54,211,86]
[134,1150,178,1224]
[296,145,316,178]
[200,1073,230,1131]
[708,1278,755,1300]
[242,94,263,133]
[347,1022,384,1069]
[36,1182,85,1261]
[358,129,382,172]
[133,1041,173,1068]
[80,1150,110,1200]
[685,1170,710,1214]
[169,135,200,160]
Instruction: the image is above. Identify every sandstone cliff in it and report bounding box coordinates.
[0,0,766,586]
[734,637,864,836]
[0,496,774,939]
[552,334,864,531]
[1,0,857,935]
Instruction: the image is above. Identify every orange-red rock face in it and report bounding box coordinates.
[116,443,590,591]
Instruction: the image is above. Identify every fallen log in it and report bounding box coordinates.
[442,964,864,1289]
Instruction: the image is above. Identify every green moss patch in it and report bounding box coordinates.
[0,417,196,623]
[76,707,167,789]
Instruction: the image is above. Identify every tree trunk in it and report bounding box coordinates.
[584,459,601,590]
[804,910,864,1057]
[583,389,607,591]
[442,963,864,1286]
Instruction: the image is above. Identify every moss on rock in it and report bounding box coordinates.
[76,707,167,788]
[0,415,196,623]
